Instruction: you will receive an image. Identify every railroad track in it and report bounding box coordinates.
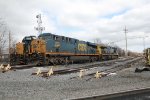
[82,57,142,81]
[8,57,142,78]
[65,57,140,75]
[74,88,150,100]
[53,57,136,74]
[39,57,142,78]
[11,64,37,70]
[10,57,132,71]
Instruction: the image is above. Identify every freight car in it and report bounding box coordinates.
[10,33,118,65]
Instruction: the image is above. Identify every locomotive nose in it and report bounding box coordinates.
[31,39,46,53]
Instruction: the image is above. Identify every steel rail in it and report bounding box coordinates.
[73,88,150,100]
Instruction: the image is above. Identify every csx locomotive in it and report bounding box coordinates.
[144,48,150,66]
[10,33,118,65]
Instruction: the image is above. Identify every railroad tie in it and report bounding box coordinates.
[47,67,54,76]
[94,71,102,79]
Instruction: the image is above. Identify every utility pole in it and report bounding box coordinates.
[142,36,148,51]
[143,37,145,51]
[9,31,11,64]
[123,26,128,56]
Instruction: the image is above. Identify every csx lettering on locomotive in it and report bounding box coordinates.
[78,44,87,51]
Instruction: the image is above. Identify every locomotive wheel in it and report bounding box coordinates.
[47,57,69,65]
[94,57,98,61]
[89,57,97,62]
[53,58,58,65]
[57,58,61,65]
[49,58,55,65]
[59,58,66,65]
[89,58,94,62]
[45,58,49,65]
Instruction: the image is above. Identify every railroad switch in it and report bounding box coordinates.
[79,69,84,78]
[36,68,42,75]
[94,71,102,79]
[47,67,54,76]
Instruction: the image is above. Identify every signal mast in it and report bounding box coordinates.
[35,14,45,35]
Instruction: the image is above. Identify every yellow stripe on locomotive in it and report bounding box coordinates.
[96,45,102,55]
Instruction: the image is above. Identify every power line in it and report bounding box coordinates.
[108,35,149,52]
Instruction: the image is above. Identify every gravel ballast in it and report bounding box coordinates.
[0,59,150,100]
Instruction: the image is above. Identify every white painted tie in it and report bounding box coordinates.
[36,68,41,75]
[47,67,54,76]
[0,64,4,70]
[79,70,84,78]
[95,71,101,79]
[5,64,11,71]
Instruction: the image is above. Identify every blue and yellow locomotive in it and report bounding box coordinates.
[10,33,118,65]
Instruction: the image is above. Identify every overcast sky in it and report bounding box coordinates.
[0,0,150,52]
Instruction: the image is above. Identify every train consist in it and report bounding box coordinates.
[10,33,118,65]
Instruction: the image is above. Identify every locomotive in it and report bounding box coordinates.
[144,48,150,66]
[10,33,118,65]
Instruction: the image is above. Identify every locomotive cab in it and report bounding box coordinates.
[22,36,36,53]
[11,36,37,65]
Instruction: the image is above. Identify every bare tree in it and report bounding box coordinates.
[0,18,9,62]
[0,18,9,55]
[0,18,17,62]
[9,32,17,54]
